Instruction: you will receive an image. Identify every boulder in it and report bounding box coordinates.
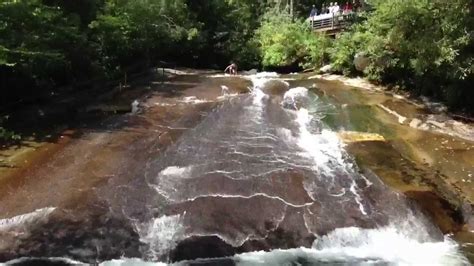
[281,87,309,110]
[353,52,370,72]
[319,64,333,74]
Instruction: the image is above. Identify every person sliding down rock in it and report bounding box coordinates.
[224,62,238,75]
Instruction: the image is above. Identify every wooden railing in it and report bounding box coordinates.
[310,12,354,32]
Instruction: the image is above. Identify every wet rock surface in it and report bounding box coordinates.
[305,75,473,263]
[0,71,472,264]
[0,72,236,263]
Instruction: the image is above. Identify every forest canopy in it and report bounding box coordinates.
[0,0,472,127]
[0,0,271,107]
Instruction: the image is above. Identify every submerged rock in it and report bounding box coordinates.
[281,87,309,110]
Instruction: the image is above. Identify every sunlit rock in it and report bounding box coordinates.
[319,64,333,74]
[354,52,370,72]
[338,131,386,143]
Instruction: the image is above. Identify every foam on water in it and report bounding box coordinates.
[154,102,175,107]
[135,214,186,261]
[40,230,466,266]
[6,74,469,266]
[250,86,268,106]
[180,96,210,104]
[283,87,308,101]
[246,72,279,94]
[284,89,370,213]
[186,193,313,208]
[295,108,350,175]
[159,166,193,177]
[132,77,468,265]
[208,71,279,80]
[350,180,368,215]
[100,259,168,266]
[247,72,279,79]
[3,257,84,265]
[234,224,469,266]
[221,85,230,95]
[218,85,239,100]
[217,93,239,100]
[78,226,468,266]
[234,236,466,265]
[152,166,194,200]
[0,207,56,231]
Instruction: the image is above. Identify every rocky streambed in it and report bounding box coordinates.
[0,70,472,265]
[302,73,474,261]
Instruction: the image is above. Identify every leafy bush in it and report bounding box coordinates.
[1,0,472,113]
[0,0,273,105]
[301,29,332,69]
[0,0,90,98]
[328,0,473,111]
[255,9,331,69]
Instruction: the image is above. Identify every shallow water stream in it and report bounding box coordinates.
[0,72,472,265]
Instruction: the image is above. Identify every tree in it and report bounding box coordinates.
[255,8,330,69]
[329,0,473,111]
[0,0,90,104]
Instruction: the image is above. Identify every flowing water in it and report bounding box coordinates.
[0,73,470,265]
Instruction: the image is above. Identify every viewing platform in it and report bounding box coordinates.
[309,12,356,36]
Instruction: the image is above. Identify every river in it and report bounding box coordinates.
[0,71,472,265]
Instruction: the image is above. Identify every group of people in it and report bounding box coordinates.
[310,0,361,19]
[224,1,365,75]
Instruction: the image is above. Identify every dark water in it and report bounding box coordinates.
[0,73,468,265]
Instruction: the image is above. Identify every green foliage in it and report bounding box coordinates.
[185,0,269,68]
[89,0,198,77]
[256,10,301,67]
[255,9,331,69]
[0,0,270,106]
[0,0,472,113]
[42,0,105,26]
[219,0,267,68]
[0,117,20,142]
[329,28,370,75]
[328,0,474,111]
[0,0,89,88]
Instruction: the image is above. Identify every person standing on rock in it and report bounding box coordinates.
[224,62,238,75]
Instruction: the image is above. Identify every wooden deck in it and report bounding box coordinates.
[310,13,354,35]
